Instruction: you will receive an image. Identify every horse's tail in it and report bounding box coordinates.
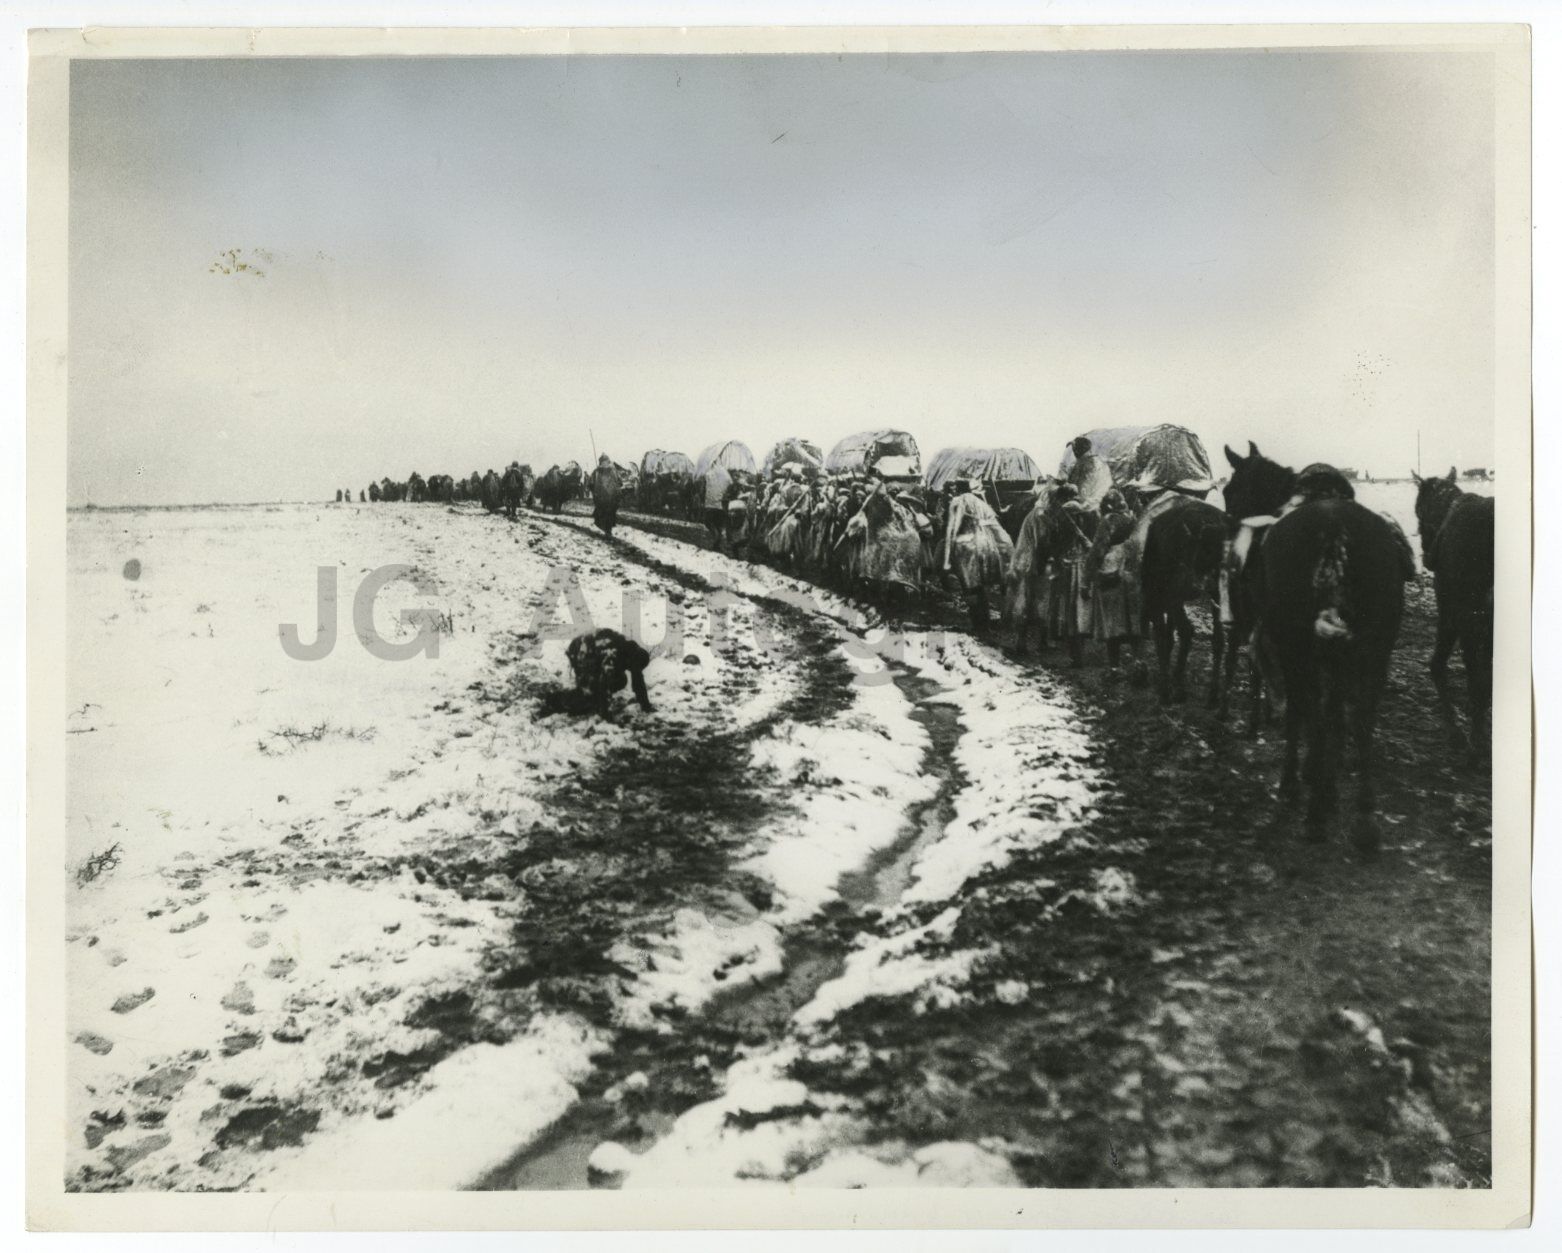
[1312,528,1353,642]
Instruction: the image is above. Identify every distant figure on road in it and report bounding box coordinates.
[701,464,734,551]
[562,628,653,715]
[591,454,622,536]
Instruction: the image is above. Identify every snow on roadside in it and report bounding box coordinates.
[602,640,935,1031]
[614,1042,1018,1189]
[255,1015,604,1191]
[69,502,961,1191]
[66,502,836,1191]
[743,662,935,924]
[592,520,1131,1185]
[898,632,1105,904]
[795,906,982,1025]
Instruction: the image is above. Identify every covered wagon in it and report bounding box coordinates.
[637,449,697,514]
[694,440,757,479]
[824,429,921,481]
[761,437,824,479]
[926,445,1043,538]
[1059,424,1215,499]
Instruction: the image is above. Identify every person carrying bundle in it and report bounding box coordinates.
[941,478,1015,634]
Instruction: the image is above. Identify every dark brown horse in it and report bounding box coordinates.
[1413,468,1494,756]
[1140,493,1228,705]
[1223,444,1404,851]
[1217,446,1360,727]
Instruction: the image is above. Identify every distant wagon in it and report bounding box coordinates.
[1463,467,1492,482]
[761,437,824,479]
[638,450,697,514]
[824,429,921,482]
[926,445,1039,498]
[1060,424,1215,499]
[694,440,758,479]
[925,446,1042,535]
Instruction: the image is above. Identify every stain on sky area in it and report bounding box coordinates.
[208,247,272,278]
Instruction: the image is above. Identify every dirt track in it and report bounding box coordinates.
[488,503,1491,1189]
[65,499,1490,1191]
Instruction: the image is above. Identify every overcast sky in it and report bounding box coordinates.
[68,49,1495,505]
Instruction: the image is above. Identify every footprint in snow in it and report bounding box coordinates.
[111,987,155,1014]
[221,982,256,1014]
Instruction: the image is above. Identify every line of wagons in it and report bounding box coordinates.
[341,463,610,513]
[345,424,1216,550]
[343,426,1190,523]
[342,425,1493,853]
[632,425,1214,538]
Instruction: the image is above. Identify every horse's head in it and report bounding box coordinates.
[1222,440,1296,521]
[1412,467,1463,561]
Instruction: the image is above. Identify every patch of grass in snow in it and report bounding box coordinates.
[256,721,377,756]
[74,841,123,887]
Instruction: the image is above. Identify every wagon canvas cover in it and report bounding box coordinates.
[925,446,1040,492]
[1060,424,1214,494]
[824,429,921,475]
[761,437,823,478]
[694,440,757,478]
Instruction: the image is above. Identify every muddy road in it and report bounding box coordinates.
[487,502,1492,1190]
[66,500,1489,1192]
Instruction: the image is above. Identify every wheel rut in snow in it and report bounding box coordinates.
[478,666,966,1191]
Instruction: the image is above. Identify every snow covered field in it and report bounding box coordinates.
[65,501,1108,1191]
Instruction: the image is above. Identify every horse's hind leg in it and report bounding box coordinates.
[1279,681,1304,801]
[1349,685,1383,855]
[1206,607,1226,710]
[1429,603,1465,745]
[1304,674,1345,840]
[1171,606,1193,703]
[1461,616,1493,762]
[1153,613,1174,704]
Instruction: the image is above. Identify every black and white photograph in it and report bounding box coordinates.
[24,20,1532,1230]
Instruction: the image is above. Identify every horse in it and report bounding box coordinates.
[1413,468,1494,756]
[1138,493,1228,705]
[1223,443,1405,850]
[1218,447,1347,728]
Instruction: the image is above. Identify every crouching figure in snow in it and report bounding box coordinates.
[558,628,654,715]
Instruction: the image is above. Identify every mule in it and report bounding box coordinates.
[1413,468,1494,756]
